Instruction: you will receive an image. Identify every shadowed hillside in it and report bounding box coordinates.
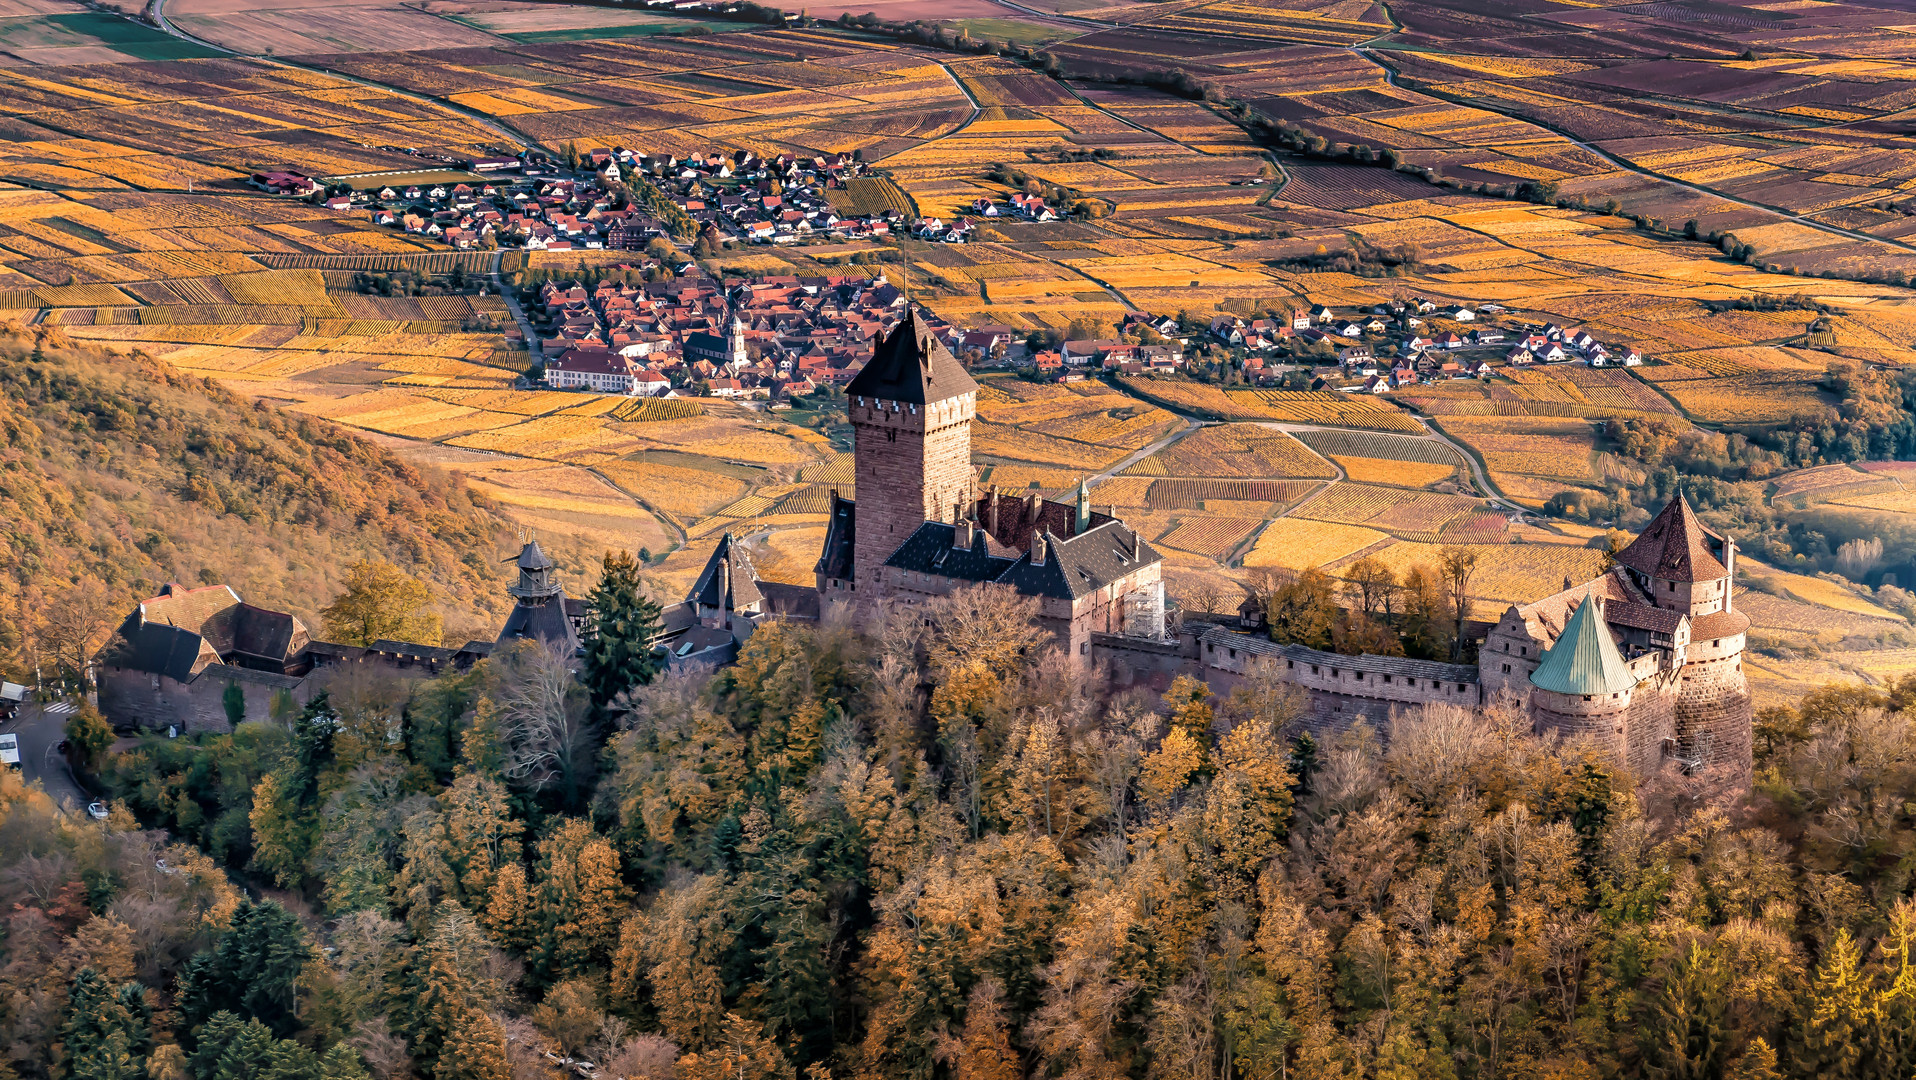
[0,325,513,683]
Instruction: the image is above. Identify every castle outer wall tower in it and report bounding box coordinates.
[1611,494,1752,787]
[843,311,979,597]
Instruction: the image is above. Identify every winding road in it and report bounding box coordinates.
[490,247,541,367]
[4,701,89,814]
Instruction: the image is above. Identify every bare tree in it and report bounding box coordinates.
[1181,579,1223,620]
[924,582,1047,677]
[1343,556,1398,619]
[1438,546,1481,661]
[38,580,118,687]
[493,639,594,800]
[347,1018,412,1080]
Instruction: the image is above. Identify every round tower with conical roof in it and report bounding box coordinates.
[1529,593,1642,766]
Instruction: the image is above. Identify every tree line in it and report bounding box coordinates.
[17,549,1916,1079]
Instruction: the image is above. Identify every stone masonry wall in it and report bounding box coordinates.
[850,393,975,594]
[1676,652,1753,786]
[100,666,312,733]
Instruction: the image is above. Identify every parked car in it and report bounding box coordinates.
[0,732,18,769]
[86,801,108,821]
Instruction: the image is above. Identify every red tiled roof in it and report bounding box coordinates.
[1616,494,1726,583]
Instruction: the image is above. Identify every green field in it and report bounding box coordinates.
[944,18,1082,45]
[0,12,222,61]
[501,21,760,42]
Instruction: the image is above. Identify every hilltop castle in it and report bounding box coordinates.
[99,314,1751,787]
[677,313,1753,786]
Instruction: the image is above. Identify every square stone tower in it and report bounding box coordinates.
[844,310,979,595]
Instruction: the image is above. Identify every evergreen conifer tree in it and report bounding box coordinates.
[58,968,151,1080]
[176,902,311,1039]
[582,550,663,713]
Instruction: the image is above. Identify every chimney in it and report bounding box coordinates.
[989,485,1000,536]
[956,508,974,550]
[719,557,730,608]
[1725,534,1735,613]
[1032,530,1048,566]
[1132,528,1142,562]
[1027,490,1040,525]
[1075,480,1090,534]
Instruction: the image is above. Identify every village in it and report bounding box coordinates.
[536,269,926,399]
[254,144,1024,251]
[526,260,1652,404]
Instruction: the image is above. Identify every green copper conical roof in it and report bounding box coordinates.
[1530,593,1635,696]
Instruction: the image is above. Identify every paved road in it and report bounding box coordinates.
[5,701,89,813]
[875,58,982,167]
[490,247,541,366]
[1086,415,1202,484]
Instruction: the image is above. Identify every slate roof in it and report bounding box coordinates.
[106,621,218,682]
[1530,594,1636,696]
[845,308,977,405]
[496,594,578,653]
[1615,494,1727,583]
[204,603,307,663]
[885,522,1018,583]
[994,520,1161,601]
[817,491,856,580]
[691,533,764,609]
[759,581,821,620]
[1505,568,1646,647]
[1603,599,1686,636]
[515,540,555,571]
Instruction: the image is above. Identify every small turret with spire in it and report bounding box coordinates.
[506,537,562,601]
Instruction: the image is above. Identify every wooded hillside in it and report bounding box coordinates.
[0,325,512,683]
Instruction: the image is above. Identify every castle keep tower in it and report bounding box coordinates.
[842,310,979,595]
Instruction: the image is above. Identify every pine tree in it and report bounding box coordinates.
[434,1009,512,1080]
[414,952,471,1065]
[1795,930,1868,1078]
[1642,940,1733,1080]
[532,818,630,980]
[679,1013,794,1080]
[949,982,1020,1080]
[201,1017,279,1080]
[258,1040,321,1080]
[483,861,532,953]
[440,772,522,906]
[176,901,311,1038]
[582,550,663,712]
[1203,719,1296,897]
[1726,1038,1782,1080]
[58,968,151,1080]
[318,1044,373,1080]
[187,1013,248,1080]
